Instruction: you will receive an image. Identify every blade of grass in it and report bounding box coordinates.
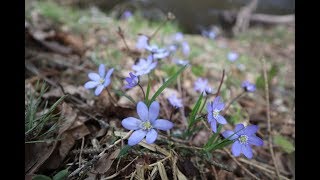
[112,89,136,105]
[204,125,222,148]
[188,92,204,129]
[148,65,187,106]
[145,79,151,105]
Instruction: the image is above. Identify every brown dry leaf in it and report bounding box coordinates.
[94,149,121,174]
[176,168,188,180]
[55,31,84,55]
[43,102,89,170]
[157,162,169,180]
[192,130,210,146]
[58,102,77,134]
[59,133,75,159]
[150,166,158,180]
[25,142,56,174]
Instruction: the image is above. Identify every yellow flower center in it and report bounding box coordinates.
[99,78,105,84]
[213,109,220,118]
[239,135,248,144]
[142,121,152,130]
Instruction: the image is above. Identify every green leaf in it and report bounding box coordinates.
[204,125,222,149]
[256,64,279,89]
[162,64,179,77]
[32,175,52,180]
[53,169,69,180]
[117,145,132,158]
[112,89,136,105]
[145,79,151,105]
[274,135,295,153]
[191,65,204,76]
[149,65,188,106]
[188,93,204,128]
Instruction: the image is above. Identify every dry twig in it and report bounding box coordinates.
[262,59,281,180]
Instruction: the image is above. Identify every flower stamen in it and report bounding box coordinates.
[239,135,248,144]
[142,121,152,130]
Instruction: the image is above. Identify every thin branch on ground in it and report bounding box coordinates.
[238,158,291,180]
[224,149,260,180]
[79,137,85,168]
[262,58,281,180]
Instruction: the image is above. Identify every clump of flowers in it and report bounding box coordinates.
[222,124,263,158]
[121,101,174,145]
[82,25,264,162]
[84,64,114,96]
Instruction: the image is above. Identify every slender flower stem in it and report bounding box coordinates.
[215,69,225,97]
[138,83,146,100]
[117,26,131,53]
[198,96,208,115]
[169,107,176,120]
[262,59,281,180]
[106,88,117,105]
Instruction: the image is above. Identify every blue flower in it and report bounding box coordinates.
[173,32,184,42]
[207,96,227,132]
[194,78,212,96]
[222,124,263,159]
[181,41,190,57]
[227,52,239,62]
[201,29,216,40]
[121,10,133,20]
[242,80,256,92]
[84,64,114,96]
[132,56,157,76]
[145,44,170,59]
[124,72,139,89]
[121,101,174,146]
[173,59,189,66]
[136,35,149,50]
[167,94,183,108]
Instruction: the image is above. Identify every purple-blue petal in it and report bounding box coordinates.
[149,101,160,123]
[146,129,158,144]
[128,129,147,146]
[207,111,214,123]
[243,125,259,136]
[121,117,142,130]
[210,119,217,132]
[137,101,148,121]
[88,73,100,81]
[216,115,227,124]
[222,130,238,140]
[105,68,114,79]
[234,124,245,134]
[242,144,253,159]
[231,141,241,157]
[248,135,263,146]
[84,81,99,89]
[207,102,213,112]
[212,96,221,108]
[94,85,104,96]
[103,79,111,87]
[99,64,105,77]
[153,119,173,131]
[216,102,225,111]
